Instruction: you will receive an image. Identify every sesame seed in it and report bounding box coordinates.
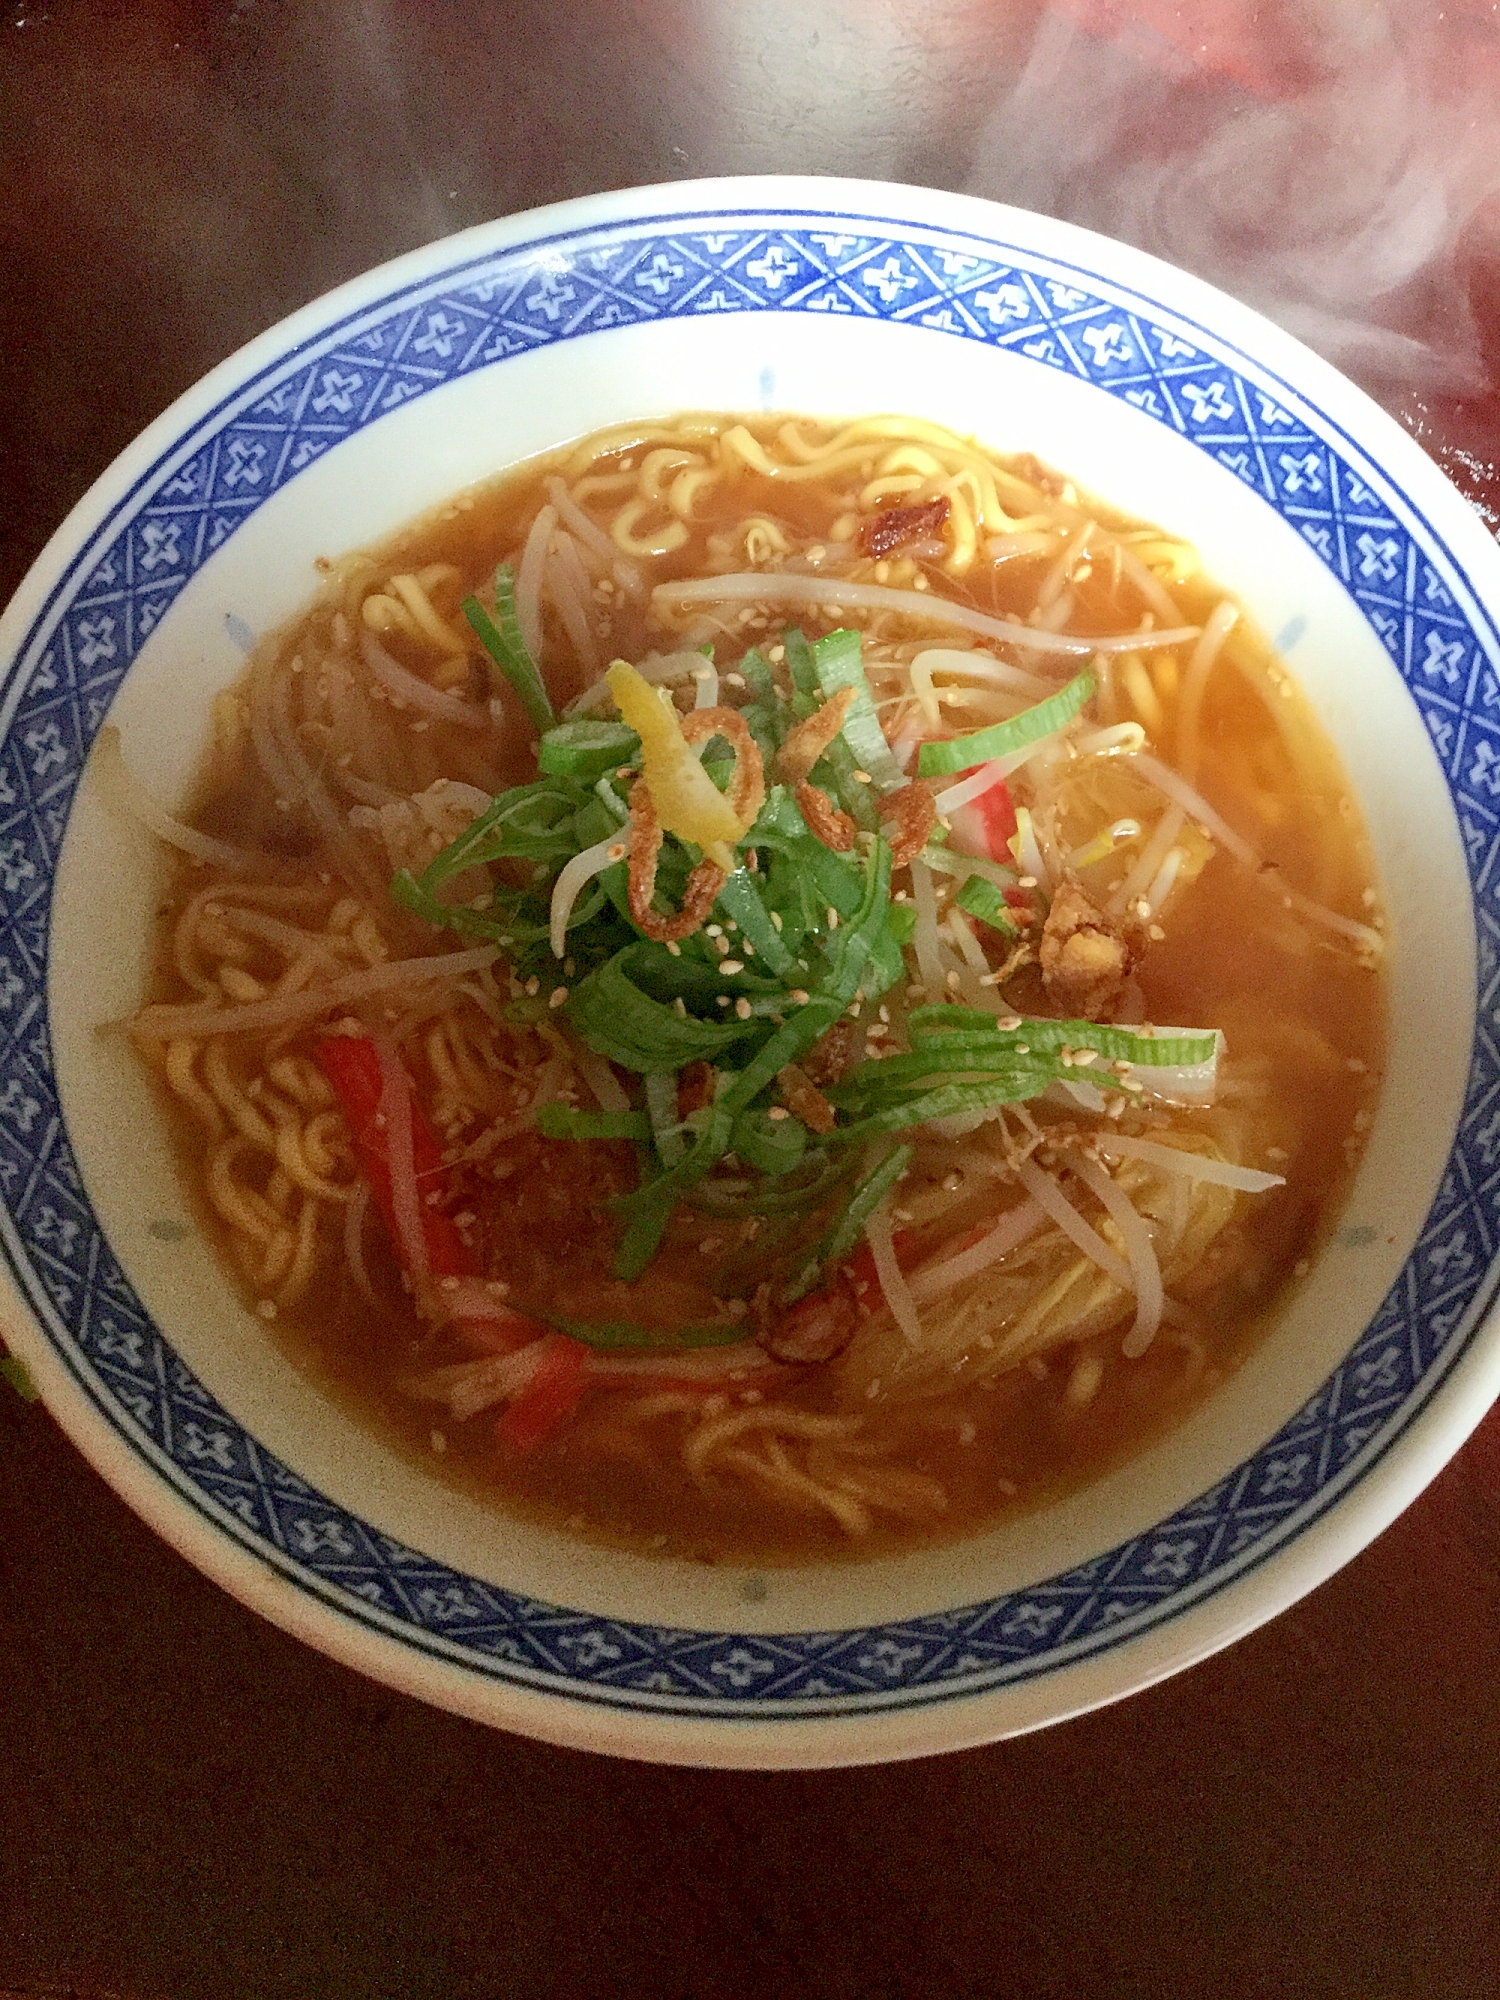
[769,910,784,931]
[549,986,568,1009]
[788,988,810,1005]
[734,997,753,1019]
[666,940,682,956]
[720,959,745,975]
[853,769,873,783]
[1018,875,1038,889]
[767,1106,790,1122]
[1148,923,1165,942]
[826,906,840,929]
[524,976,540,997]
[717,995,731,1007]
[945,970,962,990]
[706,924,723,937]
[673,997,688,1017]
[865,1379,882,1399]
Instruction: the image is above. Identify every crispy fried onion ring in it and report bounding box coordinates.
[879,778,936,867]
[776,686,857,853]
[626,708,764,942]
[627,783,727,941]
[679,705,767,827]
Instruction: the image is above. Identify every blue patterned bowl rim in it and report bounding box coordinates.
[4,178,1500,1764]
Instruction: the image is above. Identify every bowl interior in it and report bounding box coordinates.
[5,183,1498,1756]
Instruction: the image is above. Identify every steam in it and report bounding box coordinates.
[963,1,1500,398]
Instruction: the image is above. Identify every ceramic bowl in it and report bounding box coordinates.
[3,176,1498,1766]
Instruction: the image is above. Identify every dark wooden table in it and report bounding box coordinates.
[4,6,1499,1996]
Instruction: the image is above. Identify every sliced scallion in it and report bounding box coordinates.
[916,667,1094,778]
[463,565,555,733]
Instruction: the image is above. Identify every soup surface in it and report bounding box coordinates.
[125,413,1386,1564]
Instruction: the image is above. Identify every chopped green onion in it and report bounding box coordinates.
[783,1144,912,1301]
[644,1070,687,1167]
[953,874,1019,938]
[906,1006,1218,1067]
[463,565,555,733]
[538,719,640,779]
[568,948,759,1074]
[715,868,797,977]
[541,1315,752,1351]
[829,1077,1057,1142]
[811,627,908,792]
[535,1103,652,1143]
[731,1106,809,1178]
[783,626,820,701]
[917,668,1094,778]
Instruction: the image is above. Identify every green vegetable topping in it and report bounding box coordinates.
[463,566,555,734]
[916,668,1095,778]
[383,626,1222,1309]
[953,874,1019,938]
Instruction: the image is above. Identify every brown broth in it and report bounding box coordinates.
[145,415,1387,1565]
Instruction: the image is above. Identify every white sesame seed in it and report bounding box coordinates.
[549,986,568,1009]
[735,997,753,1019]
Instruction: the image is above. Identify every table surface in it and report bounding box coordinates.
[4,5,1500,1996]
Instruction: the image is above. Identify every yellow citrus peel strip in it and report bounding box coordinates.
[606,659,746,870]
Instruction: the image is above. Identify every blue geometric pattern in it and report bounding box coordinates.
[4,201,1499,1719]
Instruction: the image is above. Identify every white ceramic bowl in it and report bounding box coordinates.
[3,176,1498,1766]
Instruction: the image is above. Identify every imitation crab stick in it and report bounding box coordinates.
[318,1036,554,1351]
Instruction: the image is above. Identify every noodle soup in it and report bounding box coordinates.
[122,414,1385,1565]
